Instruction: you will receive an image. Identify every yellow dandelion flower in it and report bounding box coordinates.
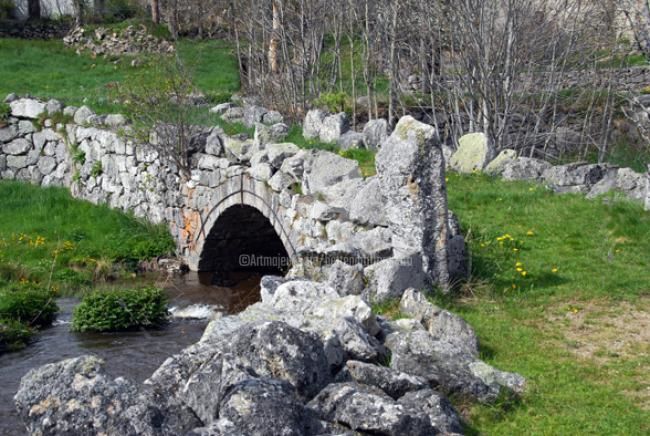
[552,267,559,273]
[516,261,523,267]
[521,271,528,277]
[512,248,519,252]
[511,284,517,290]
[526,230,535,236]
[516,267,523,272]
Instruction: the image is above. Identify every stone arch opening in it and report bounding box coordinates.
[198,205,291,282]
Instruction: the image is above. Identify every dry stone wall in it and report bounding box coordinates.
[1,95,467,301]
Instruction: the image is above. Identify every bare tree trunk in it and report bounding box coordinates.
[27,0,40,20]
[151,0,160,24]
[269,0,281,74]
[387,1,400,128]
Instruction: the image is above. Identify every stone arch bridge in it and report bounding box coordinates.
[0,98,465,300]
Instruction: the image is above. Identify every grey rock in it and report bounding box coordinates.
[217,378,309,436]
[501,157,551,181]
[269,170,296,192]
[442,145,454,169]
[262,110,284,125]
[386,329,525,403]
[400,288,478,356]
[364,255,427,302]
[542,163,608,194]
[399,389,463,434]
[376,116,450,290]
[303,150,361,195]
[485,149,517,175]
[248,162,274,182]
[45,99,63,115]
[221,107,245,123]
[209,102,235,115]
[450,132,494,173]
[38,156,58,175]
[326,260,364,296]
[243,105,268,128]
[33,128,60,150]
[17,120,36,135]
[222,136,253,162]
[105,114,127,128]
[10,98,46,119]
[307,382,435,435]
[0,125,18,143]
[205,129,224,156]
[337,131,365,150]
[341,360,429,399]
[349,177,387,226]
[279,150,308,180]
[74,106,96,125]
[0,155,5,172]
[63,106,78,117]
[4,92,18,103]
[303,109,327,140]
[260,275,287,303]
[3,138,31,155]
[320,112,349,143]
[363,119,389,150]
[266,142,300,168]
[615,167,649,201]
[14,355,200,436]
[254,122,289,147]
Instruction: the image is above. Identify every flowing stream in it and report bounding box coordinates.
[0,272,262,436]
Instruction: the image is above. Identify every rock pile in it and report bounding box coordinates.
[63,25,175,57]
[15,285,525,435]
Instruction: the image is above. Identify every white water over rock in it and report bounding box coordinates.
[169,304,223,320]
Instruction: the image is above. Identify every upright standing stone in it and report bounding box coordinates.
[645,165,650,211]
[375,116,450,290]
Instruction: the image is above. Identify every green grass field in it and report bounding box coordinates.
[441,173,649,434]
[0,38,240,114]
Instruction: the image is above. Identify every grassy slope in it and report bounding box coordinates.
[0,181,173,291]
[442,172,650,435]
[0,38,240,113]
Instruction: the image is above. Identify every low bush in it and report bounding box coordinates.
[0,288,58,327]
[0,318,32,353]
[72,287,168,332]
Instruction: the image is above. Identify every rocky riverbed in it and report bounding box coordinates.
[14,280,525,435]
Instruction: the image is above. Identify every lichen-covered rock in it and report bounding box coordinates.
[303,150,361,195]
[501,157,551,181]
[450,132,494,173]
[542,163,608,194]
[399,389,463,434]
[14,355,200,436]
[363,118,389,150]
[266,142,300,168]
[10,98,45,119]
[485,149,517,175]
[349,177,387,226]
[326,260,365,296]
[253,122,289,147]
[0,125,18,143]
[375,116,450,291]
[363,254,427,302]
[307,382,436,435]
[337,131,365,150]
[3,137,31,155]
[303,109,327,140]
[400,288,478,356]
[262,110,284,125]
[243,105,268,128]
[339,360,429,399]
[320,112,349,143]
[74,106,95,125]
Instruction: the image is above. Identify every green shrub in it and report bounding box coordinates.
[0,318,32,353]
[90,160,103,177]
[72,287,168,332]
[0,0,13,20]
[0,289,59,327]
[314,92,348,113]
[0,102,10,122]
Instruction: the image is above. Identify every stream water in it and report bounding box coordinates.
[0,272,262,436]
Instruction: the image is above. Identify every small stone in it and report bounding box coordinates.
[3,138,32,155]
[74,106,95,125]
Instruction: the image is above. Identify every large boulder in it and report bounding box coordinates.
[320,112,349,143]
[375,115,450,290]
[363,118,389,150]
[542,163,608,194]
[302,150,361,195]
[400,288,478,356]
[450,132,494,173]
[307,382,436,435]
[14,355,200,436]
[349,177,387,226]
[485,149,517,175]
[10,98,46,119]
[501,157,551,181]
[266,142,300,168]
[302,109,327,140]
[587,167,648,202]
[339,360,429,399]
[363,254,428,302]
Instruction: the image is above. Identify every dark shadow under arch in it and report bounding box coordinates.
[198,205,291,280]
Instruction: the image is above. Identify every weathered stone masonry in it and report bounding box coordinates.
[0,96,467,301]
